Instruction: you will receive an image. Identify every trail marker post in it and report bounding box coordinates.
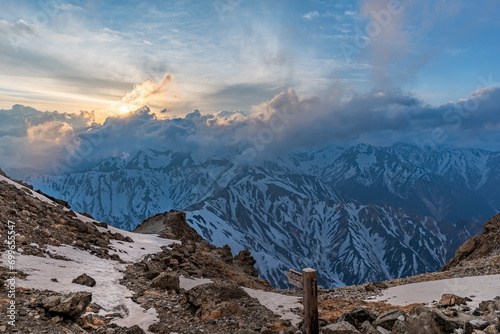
[287,268,319,334]
[286,269,303,289]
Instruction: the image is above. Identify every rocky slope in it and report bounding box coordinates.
[132,209,271,290]
[442,213,500,272]
[0,171,292,333]
[1,170,500,334]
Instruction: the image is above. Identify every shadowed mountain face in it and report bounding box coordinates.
[24,143,497,287]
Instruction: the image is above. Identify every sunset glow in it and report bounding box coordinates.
[0,0,499,174]
[1,1,498,119]
[119,106,130,115]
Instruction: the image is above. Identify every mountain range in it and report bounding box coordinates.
[25,143,500,287]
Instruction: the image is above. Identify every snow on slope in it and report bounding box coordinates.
[371,274,500,308]
[187,199,462,288]
[24,144,500,288]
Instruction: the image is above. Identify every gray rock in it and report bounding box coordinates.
[391,305,463,334]
[187,281,249,307]
[322,321,360,334]
[125,325,145,334]
[375,326,391,334]
[72,273,96,287]
[338,307,377,329]
[373,310,405,330]
[16,235,27,244]
[42,291,92,319]
[469,319,489,330]
[359,320,380,334]
[187,280,251,318]
[439,294,468,307]
[151,271,180,292]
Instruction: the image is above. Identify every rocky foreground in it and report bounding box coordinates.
[1,170,500,333]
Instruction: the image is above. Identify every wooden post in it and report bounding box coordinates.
[302,268,318,334]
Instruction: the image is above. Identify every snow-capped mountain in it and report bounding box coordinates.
[265,143,500,222]
[25,143,499,287]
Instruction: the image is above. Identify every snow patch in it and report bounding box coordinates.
[243,288,301,326]
[371,274,500,308]
[179,276,212,291]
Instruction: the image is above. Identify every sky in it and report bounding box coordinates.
[0,0,500,174]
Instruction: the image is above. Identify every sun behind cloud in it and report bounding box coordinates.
[120,106,131,114]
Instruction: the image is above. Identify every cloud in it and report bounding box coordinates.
[0,105,95,173]
[26,121,74,144]
[0,11,162,117]
[359,0,411,89]
[302,11,320,20]
[202,83,284,113]
[120,73,182,110]
[57,3,84,11]
[1,85,500,176]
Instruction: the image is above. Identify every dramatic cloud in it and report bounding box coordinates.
[0,105,95,174]
[1,85,499,177]
[120,73,185,112]
[26,121,74,144]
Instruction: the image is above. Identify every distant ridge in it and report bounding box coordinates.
[25,143,500,287]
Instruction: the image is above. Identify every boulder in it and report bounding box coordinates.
[114,233,126,241]
[42,291,92,320]
[187,281,249,307]
[469,319,489,330]
[187,281,250,318]
[391,305,463,334]
[16,235,28,245]
[337,307,377,329]
[72,273,96,287]
[439,294,467,307]
[124,325,145,334]
[76,221,98,234]
[372,310,405,330]
[322,321,360,334]
[134,210,204,242]
[359,320,381,334]
[151,272,180,292]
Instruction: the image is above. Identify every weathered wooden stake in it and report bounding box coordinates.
[302,268,318,334]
